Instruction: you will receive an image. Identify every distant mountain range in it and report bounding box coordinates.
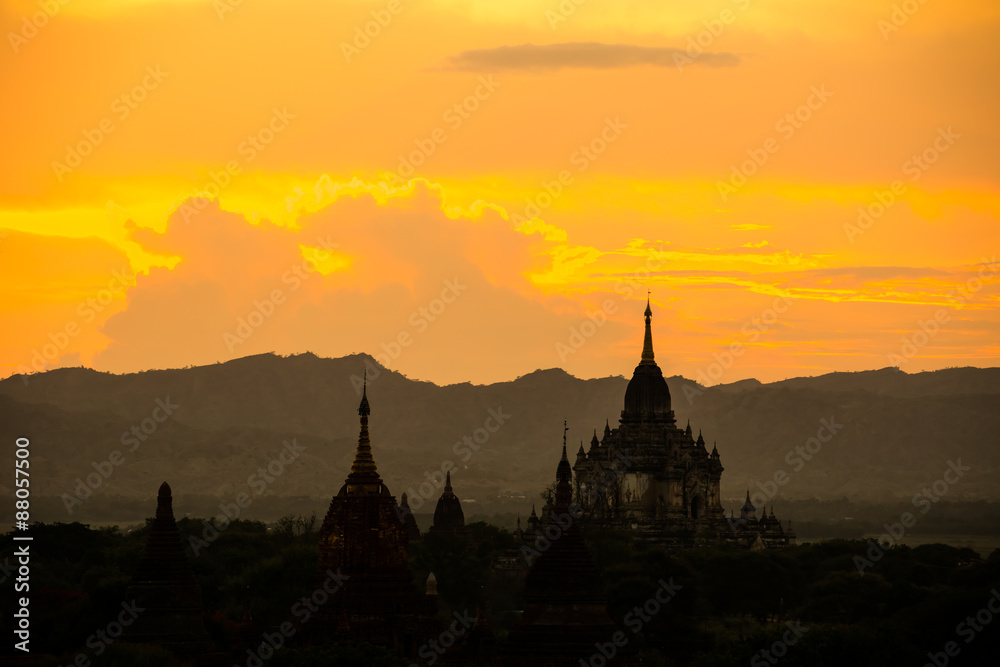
[1,354,998,523]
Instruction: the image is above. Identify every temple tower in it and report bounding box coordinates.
[312,378,436,654]
[120,482,219,664]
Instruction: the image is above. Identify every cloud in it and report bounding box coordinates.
[89,182,624,384]
[446,42,741,72]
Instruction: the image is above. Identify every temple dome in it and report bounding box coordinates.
[622,298,672,420]
[623,362,672,418]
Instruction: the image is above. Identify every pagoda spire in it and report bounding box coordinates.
[640,293,655,365]
[556,420,573,506]
[345,369,381,493]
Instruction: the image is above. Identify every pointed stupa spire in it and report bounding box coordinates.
[603,418,611,438]
[576,439,587,462]
[697,429,705,446]
[639,293,655,365]
[345,368,382,494]
[685,419,692,437]
[444,470,453,493]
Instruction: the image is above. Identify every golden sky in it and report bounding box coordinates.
[1,0,998,386]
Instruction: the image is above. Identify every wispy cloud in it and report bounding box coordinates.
[446,42,741,72]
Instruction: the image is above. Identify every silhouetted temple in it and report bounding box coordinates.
[572,300,793,549]
[729,491,795,549]
[312,378,438,654]
[430,470,466,535]
[398,492,422,542]
[502,431,628,665]
[120,482,220,665]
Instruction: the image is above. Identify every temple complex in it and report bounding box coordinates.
[311,378,438,654]
[571,299,794,549]
[501,432,630,666]
[120,482,220,665]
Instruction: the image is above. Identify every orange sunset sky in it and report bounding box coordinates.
[1,0,998,386]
